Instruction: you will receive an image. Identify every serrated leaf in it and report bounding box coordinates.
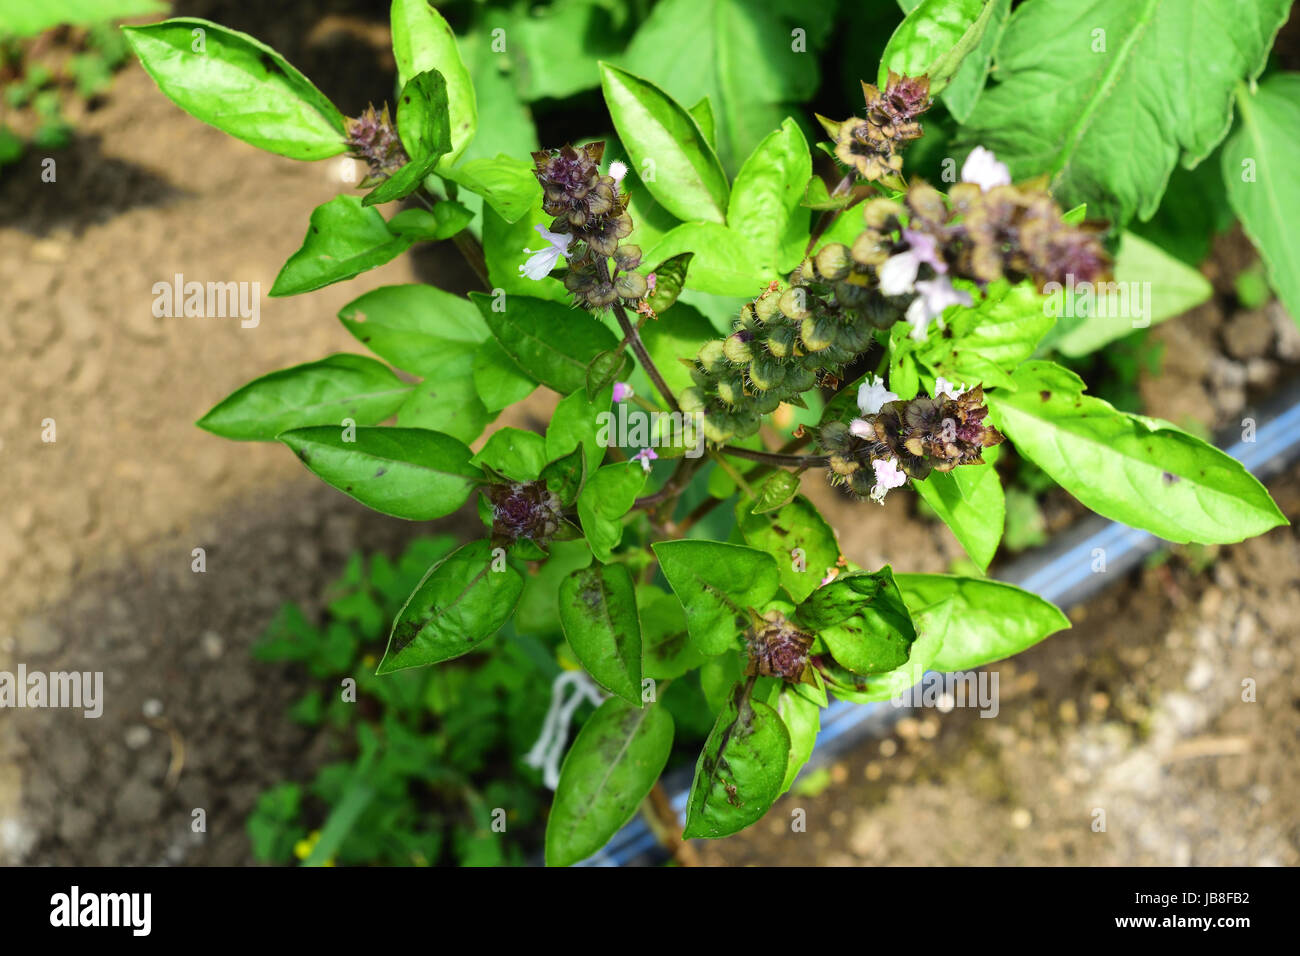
[796,568,917,675]
[736,494,839,604]
[960,0,1291,224]
[471,292,621,394]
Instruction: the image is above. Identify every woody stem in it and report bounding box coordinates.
[598,260,680,414]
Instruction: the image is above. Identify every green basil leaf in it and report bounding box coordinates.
[197,353,409,441]
[473,339,538,411]
[558,563,643,704]
[1041,233,1213,357]
[545,697,674,866]
[796,568,917,675]
[541,445,587,506]
[645,252,694,316]
[896,572,1070,672]
[913,461,1004,573]
[394,372,494,446]
[752,471,801,514]
[599,62,729,224]
[961,0,1291,224]
[1224,73,1300,329]
[727,117,812,273]
[389,0,477,169]
[897,0,1011,122]
[774,682,820,795]
[652,540,780,655]
[620,0,824,174]
[547,387,612,475]
[640,584,710,681]
[736,494,840,604]
[642,221,775,296]
[9,1,165,38]
[362,69,451,205]
[337,283,488,377]
[577,463,647,563]
[988,360,1286,543]
[386,201,474,240]
[881,0,995,96]
[471,292,621,394]
[682,682,790,839]
[279,425,482,520]
[444,155,541,224]
[377,539,522,673]
[271,195,416,297]
[472,426,549,482]
[123,18,345,160]
[915,281,1053,386]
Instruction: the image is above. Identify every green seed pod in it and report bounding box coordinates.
[820,421,850,451]
[801,314,835,352]
[701,412,734,444]
[679,387,706,414]
[785,365,817,392]
[852,230,891,267]
[748,355,787,392]
[614,271,648,300]
[753,292,782,323]
[723,331,754,365]
[588,281,618,308]
[738,302,759,332]
[766,323,797,358]
[815,243,852,281]
[753,389,783,415]
[689,365,713,388]
[715,376,745,406]
[848,468,876,497]
[698,339,728,372]
[837,319,872,354]
[778,286,810,320]
[828,453,858,478]
[613,243,642,270]
[863,197,904,230]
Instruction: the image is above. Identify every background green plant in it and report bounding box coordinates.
[122,0,1297,865]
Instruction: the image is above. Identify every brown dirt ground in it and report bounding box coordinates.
[1,7,1298,866]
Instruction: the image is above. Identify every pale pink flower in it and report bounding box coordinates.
[869,457,907,504]
[612,382,634,402]
[632,448,657,472]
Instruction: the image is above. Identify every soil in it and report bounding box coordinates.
[1,5,1298,867]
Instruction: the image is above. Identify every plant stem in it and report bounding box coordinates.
[414,188,491,289]
[597,259,680,413]
[718,445,828,468]
[642,781,699,866]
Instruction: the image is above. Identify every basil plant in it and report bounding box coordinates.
[125,0,1291,865]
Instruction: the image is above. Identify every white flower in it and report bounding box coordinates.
[519,224,574,280]
[933,377,968,400]
[906,276,972,340]
[632,448,658,473]
[869,457,907,504]
[878,252,920,296]
[856,374,899,416]
[849,418,875,440]
[878,228,945,297]
[961,146,1011,192]
[608,160,629,184]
